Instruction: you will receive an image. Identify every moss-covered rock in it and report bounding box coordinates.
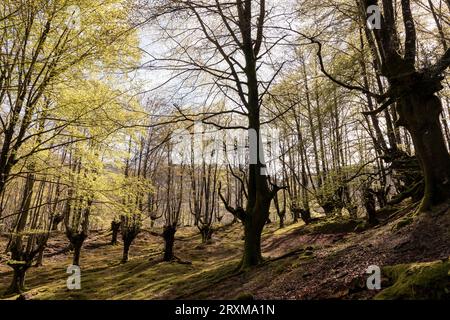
[308,217,367,234]
[375,259,450,300]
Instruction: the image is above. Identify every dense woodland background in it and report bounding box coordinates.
[0,0,449,300]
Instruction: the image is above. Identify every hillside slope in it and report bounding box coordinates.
[1,202,449,300]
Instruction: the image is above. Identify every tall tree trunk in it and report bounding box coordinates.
[303,63,322,185]
[241,212,265,268]
[273,188,285,229]
[5,172,38,294]
[35,246,45,267]
[240,106,273,270]
[363,187,378,225]
[68,232,87,267]
[279,215,285,229]
[238,28,276,269]
[163,225,176,261]
[359,0,450,212]
[199,226,213,243]
[5,266,27,295]
[72,242,82,266]
[397,93,450,211]
[52,214,64,231]
[111,221,121,245]
[300,208,312,224]
[122,240,131,263]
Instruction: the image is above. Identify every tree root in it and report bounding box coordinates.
[172,255,192,265]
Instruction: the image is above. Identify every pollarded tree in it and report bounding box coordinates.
[272,176,287,228]
[142,124,166,229]
[4,145,53,294]
[2,80,143,292]
[162,142,185,262]
[2,104,74,293]
[119,193,142,263]
[118,137,151,263]
[304,0,450,212]
[358,0,450,211]
[5,173,51,295]
[110,219,121,246]
[1,0,143,294]
[63,148,96,267]
[120,213,142,263]
[188,127,220,243]
[60,83,144,266]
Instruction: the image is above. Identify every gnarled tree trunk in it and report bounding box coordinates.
[358,0,450,212]
[5,265,28,295]
[120,218,140,264]
[52,214,64,231]
[67,233,87,266]
[163,224,176,261]
[122,240,131,263]
[199,226,213,243]
[111,220,121,245]
[397,93,450,211]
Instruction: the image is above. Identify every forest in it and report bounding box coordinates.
[0,0,449,303]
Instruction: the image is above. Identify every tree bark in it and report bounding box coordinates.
[279,214,285,229]
[5,266,27,295]
[300,208,312,225]
[51,214,63,231]
[163,225,176,261]
[397,93,450,211]
[72,243,82,266]
[240,217,264,269]
[364,188,378,225]
[199,226,213,243]
[68,233,87,266]
[122,240,131,263]
[111,221,121,245]
[293,210,299,223]
[35,247,45,267]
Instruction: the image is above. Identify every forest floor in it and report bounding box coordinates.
[1,201,450,300]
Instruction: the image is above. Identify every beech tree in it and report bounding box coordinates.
[119,138,150,263]
[188,128,220,243]
[148,0,293,270]
[298,0,450,212]
[63,143,97,267]
[359,0,450,211]
[162,142,185,262]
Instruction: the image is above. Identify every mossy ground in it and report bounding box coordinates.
[1,205,449,300]
[375,259,450,300]
[0,226,244,300]
[305,217,368,234]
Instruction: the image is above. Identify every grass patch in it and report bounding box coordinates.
[273,222,305,236]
